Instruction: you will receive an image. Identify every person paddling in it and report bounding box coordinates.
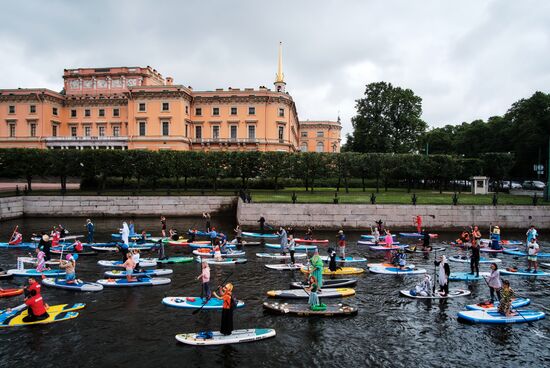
[213,283,235,336]
[234,225,243,248]
[526,225,538,245]
[435,255,450,297]
[309,249,324,291]
[337,229,346,259]
[498,280,515,317]
[372,227,380,245]
[35,247,49,272]
[485,263,502,303]
[9,229,23,245]
[160,216,167,237]
[526,237,540,273]
[288,234,296,265]
[85,219,94,244]
[469,238,480,277]
[278,226,288,256]
[203,212,211,232]
[59,254,77,284]
[306,275,320,309]
[196,260,211,299]
[258,216,266,233]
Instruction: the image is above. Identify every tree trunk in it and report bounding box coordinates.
[336,176,341,192]
[344,176,349,193]
[184,176,188,191]
[274,176,279,192]
[362,176,365,192]
[407,178,411,193]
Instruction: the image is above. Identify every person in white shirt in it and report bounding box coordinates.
[526,238,540,273]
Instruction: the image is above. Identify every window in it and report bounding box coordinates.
[139,122,146,136]
[316,142,324,153]
[71,126,77,137]
[52,107,58,116]
[278,108,285,117]
[316,131,324,137]
[212,107,220,116]
[212,125,220,139]
[71,109,77,118]
[98,126,105,137]
[230,125,237,139]
[231,107,237,115]
[30,105,36,114]
[84,126,91,137]
[248,106,255,115]
[9,124,15,137]
[162,121,169,136]
[301,131,308,137]
[185,106,189,114]
[99,109,105,117]
[301,143,308,152]
[162,102,169,111]
[195,107,202,116]
[112,126,120,136]
[52,125,58,137]
[85,109,91,117]
[185,124,188,137]
[248,125,256,139]
[195,126,202,139]
[139,103,146,112]
[8,105,15,114]
[113,108,120,117]
[30,123,36,137]
[278,126,284,141]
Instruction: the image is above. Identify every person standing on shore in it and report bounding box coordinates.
[213,283,235,336]
[526,237,540,273]
[485,263,502,303]
[278,226,288,255]
[470,238,480,277]
[160,216,167,237]
[85,219,94,244]
[337,229,346,259]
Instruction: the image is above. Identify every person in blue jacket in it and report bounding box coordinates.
[85,219,94,244]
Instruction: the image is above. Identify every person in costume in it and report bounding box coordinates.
[278,226,288,256]
[309,249,324,291]
[435,255,450,297]
[411,274,432,297]
[306,275,320,308]
[498,280,514,317]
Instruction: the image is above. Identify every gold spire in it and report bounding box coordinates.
[275,41,285,83]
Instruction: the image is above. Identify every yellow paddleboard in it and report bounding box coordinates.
[301,267,365,275]
[0,303,86,316]
[2,311,79,327]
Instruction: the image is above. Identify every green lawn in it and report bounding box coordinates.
[3,187,548,205]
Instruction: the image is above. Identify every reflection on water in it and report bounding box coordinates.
[0,216,549,368]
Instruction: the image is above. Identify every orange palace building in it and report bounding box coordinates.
[0,46,341,152]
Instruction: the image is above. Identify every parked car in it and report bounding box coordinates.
[522,180,546,190]
[499,181,522,189]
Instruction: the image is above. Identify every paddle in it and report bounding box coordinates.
[432,249,438,294]
[8,226,18,244]
[192,272,233,315]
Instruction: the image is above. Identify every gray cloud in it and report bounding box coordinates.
[1,0,549,140]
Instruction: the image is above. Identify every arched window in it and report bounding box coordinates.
[316,142,324,153]
[301,143,308,152]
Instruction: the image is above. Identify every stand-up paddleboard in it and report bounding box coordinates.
[148,237,169,243]
[42,278,103,292]
[97,277,171,287]
[449,272,490,281]
[91,245,154,252]
[369,266,426,275]
[290,278,357,289]
[503,249,550,258]
[156,257,193,264]
[294,239,329,244]
[188,243,236,250]
[480,239,523,246]
[399,233,438,239]
[7,269,66,277]
[265,243,317,251]
[0,289,23,298]
[405,246,446,253]
[400,289,470,299]
[368,263,415,269]
[0,242,36,249]
[457,310,545,324]
[0,271,13,280]
[500,268,550,277]
[263,302,358,316]
[480,247,519,254]
[267,288,355,299]
[265,263,304,271]
[80,242,117,248]
[187,229,210,237]
[192,250,246,258]
[360,234,396,240]
[195,258,247,265]
[0,303,85,316]
[175,328,276,346]
[50,249,97,256]
[168,240,210,247]
[300,266,365,275]
[97,259,157,268]
[541,263,550,269]
[256,253,308,260]
[0,311,79,328]
[111,233,150,240]
[17,257,60,266]
[319,256,367,263]
[368,245,405,251]
[104,269,173,278]
[357,240,400,246]
[466,298,531,311]
[242,232,279,239]
[448,255,501,264]
[162,296,245,309]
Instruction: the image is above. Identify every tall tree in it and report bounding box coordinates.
[345,82,427,153]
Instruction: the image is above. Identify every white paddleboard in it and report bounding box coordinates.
[175,328,276,345]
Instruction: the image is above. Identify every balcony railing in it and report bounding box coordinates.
[191,138,291,145]
[44,136,128,141]
[45,136,128,147]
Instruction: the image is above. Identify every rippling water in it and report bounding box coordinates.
[1,216,549,368]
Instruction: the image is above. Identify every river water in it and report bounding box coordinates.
[0,216,549,368]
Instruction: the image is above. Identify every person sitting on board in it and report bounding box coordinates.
[122,252,137,282]
[485,263,502,303]
[497,280,515,317]
[35,247,50,272]
[490,225,502,250]
[197,260,211,299]
[526,237,540,273]
[169,228,179,241]
[213,243,223,261]
[9,230,23,245]
[337,229,346,259]
[304,227,313,240]
[59,254,77,284]
[434,255,450,297]
[306,275,321,309]
[327,247,338,272]
[410,274,433,297]
[396,249,407,269]
[9,288,50,323]
[25,277,42,297]
[278,226,288,256]
[288,234,296,265]
[213,283,235,336]
[72,240,84,253]
[372,227,380,244]
[132,249,141,273]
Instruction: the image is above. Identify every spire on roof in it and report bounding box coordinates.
[274,42,286,92]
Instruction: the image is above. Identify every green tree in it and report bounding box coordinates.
[260,152,289,191]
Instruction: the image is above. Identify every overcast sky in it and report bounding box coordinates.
[1,0,549,140]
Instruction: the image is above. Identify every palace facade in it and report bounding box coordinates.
[0,45,340,152]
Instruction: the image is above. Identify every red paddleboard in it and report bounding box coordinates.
[294,238,329,244]
[0,288,24,298]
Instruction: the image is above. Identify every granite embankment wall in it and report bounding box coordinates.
[237,201,550,230]
[0,196,236,220]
